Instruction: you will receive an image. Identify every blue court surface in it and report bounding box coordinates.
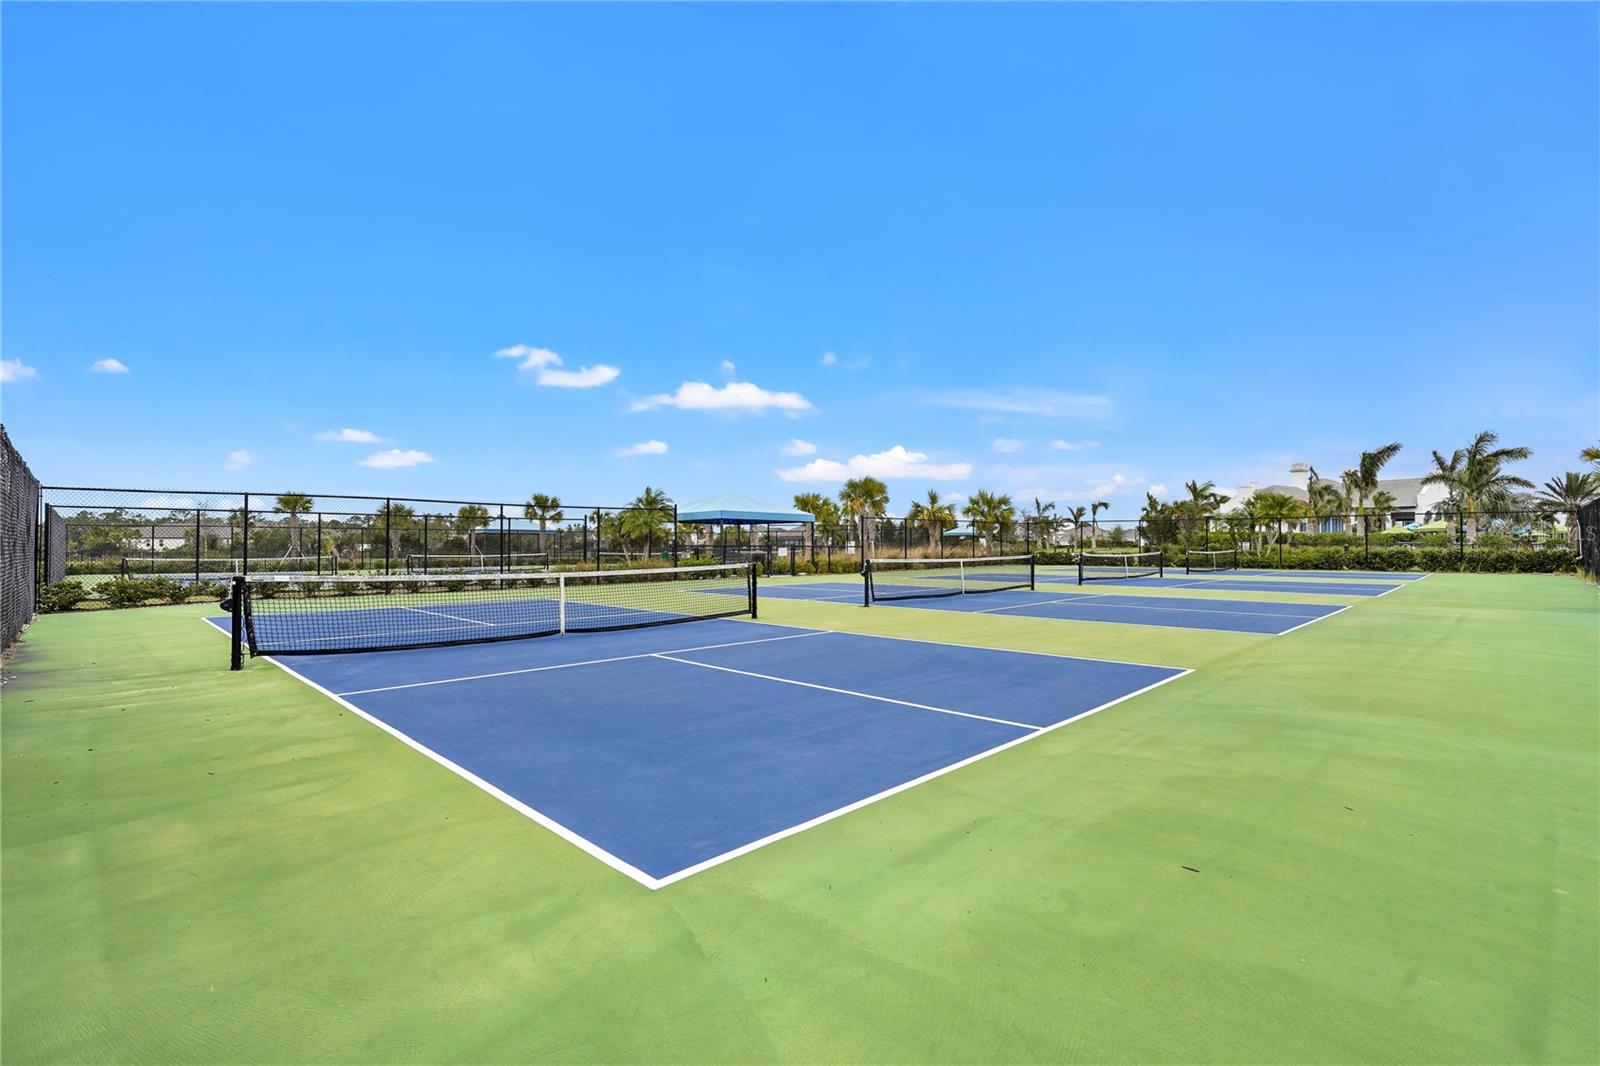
[208,617,1188,888]
[755,582,1347,634]
[1037,573,1402,597]
[1213,568,1426,580]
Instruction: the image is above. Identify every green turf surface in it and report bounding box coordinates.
[3,575,1596,1062]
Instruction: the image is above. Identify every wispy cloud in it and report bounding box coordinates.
[0,358,39,383]
[1049,439,1099,451]
[495,345,620,389]
[915,387,1110,418]
[719,360,736,374]
[631,381,813,415]
[1149,483,1169,498]
[777,444,971,483]
[359,448,436,469]
[89,358,130,375]
[992,438,1025,454]
[316,427,385,443]
[781,438,817,456]
[818,350,869,370]
[224,450,254,470]
[615,440,668,457]
[820,352,838,367]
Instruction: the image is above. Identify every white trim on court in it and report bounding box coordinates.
[650,653,1040,731]
[399,604,497,627]
[976,593,1331,623]
[1272,603,1352,636]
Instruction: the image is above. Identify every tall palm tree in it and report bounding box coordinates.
[1028,498,1058,547]
[1538,472,1600,550]
[961,490,1015,550]
[1352,443,1403,515]
[621,486,673,558]
[372,502,416,562]
[1066,505,1089,547]
[839,477,889,554]
[524,493,564,552]
[908,489,957,551]
[273,493,314,559]
[1089,500,1109,547]
[1138,493,1176,550]
[454,504,490,562]
[1422,431,1534,541]
[1306,480,1345,534]
[792,492,829,557]
[1368,490,1396,530]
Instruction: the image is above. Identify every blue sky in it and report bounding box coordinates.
[2,2,1594,516]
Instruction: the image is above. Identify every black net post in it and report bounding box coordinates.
[194,509,202,583]
[749,561,758,619]
[862,559,872,606]
[229,576,244,671]
[671,505,680,566]
[1027,554,1036,591]
[316,514,324,575]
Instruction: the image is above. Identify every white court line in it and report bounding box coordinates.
[650,653,1040,731]
[650,666,1195,888]
[1273,604,1352,636]
[978,594,1328,622]
[338,631,830,696]
[399,604,497,627]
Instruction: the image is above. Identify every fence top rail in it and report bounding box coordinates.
[40,485,662,512]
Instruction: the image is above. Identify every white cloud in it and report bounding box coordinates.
[224,450,254,470]
[820,351,838,366]
[615,440,668,458]
[782,438,818,456]
[495,344,620,388]
[631,380,813,414]
[359,448,436,469]
[719,360,736,374]
[0,358,39,383]
[1049,439,1099,451]
[89,358,130,374]
[1087,473,1141,498]
[992,438,1025,454]
[1149,483,1169,498]
[316,427,384,443]
[140,494,198,509]
[777,444,971,483]
[915,387,1110,418]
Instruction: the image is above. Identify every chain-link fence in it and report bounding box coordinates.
[1578,499,1600,579]
[2,426,41,651]
[38,485,689,608]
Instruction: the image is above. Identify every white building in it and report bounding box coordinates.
[1219,461,1452,532]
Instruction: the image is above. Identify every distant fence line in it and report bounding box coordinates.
[2,426,41,651]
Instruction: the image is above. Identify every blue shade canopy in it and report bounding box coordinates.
[943,524,977,538]
[678,492,814,524]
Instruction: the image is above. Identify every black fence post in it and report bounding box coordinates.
[316,513,324,575]
[242,494,251,575]
[1363,513,1370,565]
[672,505,680,566]
[1458,511,1467,561]
[594,508,602,571]
[383,498,391,576]
[194,509,202,583]
[1277,518,1284,565]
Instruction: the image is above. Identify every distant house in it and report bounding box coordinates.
[1219,462,1452,531]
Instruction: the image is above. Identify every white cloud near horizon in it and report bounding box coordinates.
[1,358,39,383]
[631,381,813,414]
[89,358,130,374]
[316,427,384,443]
[495,344,620,388]
[615,440,668,457]
[1049,439,1099,451]
[782,439,818,456]
[992,438,1025,453]
[359,448,436,469]
[224,450,254,470]
[916,387,1111,418]
[777,444,971,483]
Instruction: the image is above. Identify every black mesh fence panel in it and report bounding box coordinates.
[44,505,67,585]
[1579,499,1600,578]
[1,426,41,650]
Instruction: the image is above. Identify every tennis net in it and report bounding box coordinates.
[228,562,755,662]
[1185,547,1239,574]
[404,552,549,574]
[864,555,1034,603]
[1077,551,1163,583]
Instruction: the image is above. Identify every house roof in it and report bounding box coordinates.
[677,492,814,524]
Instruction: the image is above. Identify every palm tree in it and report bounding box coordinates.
[273,493,314,559]
[372,502,416,562]
[839,477,889,555]
[960,490,1016,551]
[791,492,830,557]
[1538,472,1600,550]
[1582,444,1600,469]
[524,493,564,552]
[907,489,957,552]
[1138,494,1177,550]
[1422,431,1534,541]
[621,486,673,558]
[454,504,490,562]
[1028,498,1059,548]
[1251,491,1303,550]
[1089,500,1110,547]
[1306,479,1345,535]
[1352,443,1403,515]
[1066,505,1089,547]
[1368,490,1397,529]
